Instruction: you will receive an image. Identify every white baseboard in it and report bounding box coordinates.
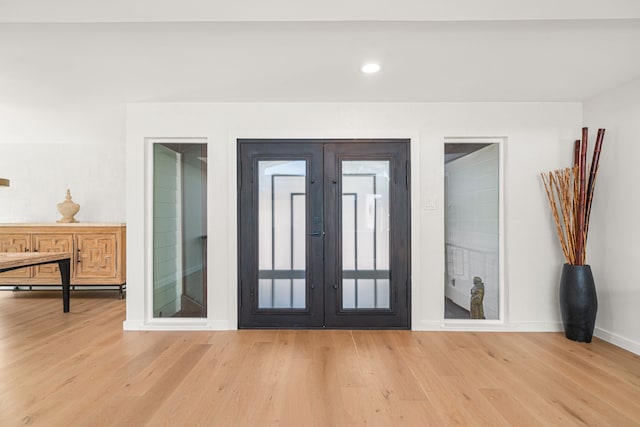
[414,320,564,332]
[122,320,143,330]
[124,318,565,332]
[123,319,232,331]
[594,327,640,356]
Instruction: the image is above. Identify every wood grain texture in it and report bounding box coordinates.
[0,252,71,270]
[1,292,639,426]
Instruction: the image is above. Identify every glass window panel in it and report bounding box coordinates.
[258,279,272,309]
[273,279,292,309]
[376,279,390,309]
[292,195,305,270]
[341,160,390,310]
[342,279,356,309]
[342,194,357,270]
[292,279,306,309]
[258,160,306,310]
[444,142,500,320]
[356,279,376,309]
[153,142,207,318]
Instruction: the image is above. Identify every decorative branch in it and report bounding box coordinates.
[541,171,571,263]
[576,128,588,265]
[584,128,605,242]
[540,128,605,266]
[572,140,580,246]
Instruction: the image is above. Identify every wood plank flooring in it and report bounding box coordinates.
[1,290,640,426]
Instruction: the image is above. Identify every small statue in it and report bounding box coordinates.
[470,276,485,319]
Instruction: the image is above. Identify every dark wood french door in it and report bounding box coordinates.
[238,139,410,328]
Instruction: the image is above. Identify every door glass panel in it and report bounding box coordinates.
[153,142,207,318]
[258,160,306,309]
[444,142,499,320]
[341,160,390,310]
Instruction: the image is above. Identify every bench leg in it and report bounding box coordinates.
[57,259,71,313]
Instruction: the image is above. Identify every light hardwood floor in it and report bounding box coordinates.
[1,291,639,426]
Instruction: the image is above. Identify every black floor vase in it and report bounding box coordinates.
[559,264,598,343]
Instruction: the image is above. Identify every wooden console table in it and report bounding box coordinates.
[0,223,126,298]
[0,252,72,312]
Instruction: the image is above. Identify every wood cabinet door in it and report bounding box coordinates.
[75,234,117,279]
[32,234,73,281]
[0,234,32,278]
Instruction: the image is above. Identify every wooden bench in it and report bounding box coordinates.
[0,252,72,312]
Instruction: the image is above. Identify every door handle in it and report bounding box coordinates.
[306,231,325,236]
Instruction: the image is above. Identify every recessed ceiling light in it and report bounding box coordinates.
[361,63,381,74]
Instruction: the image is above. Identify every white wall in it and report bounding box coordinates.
[125,102,581,331]
[0,102,126,223]
[584,78,640,354]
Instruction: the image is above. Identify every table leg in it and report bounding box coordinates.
[57,258,71,312]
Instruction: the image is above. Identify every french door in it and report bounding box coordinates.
[238,139,410,328]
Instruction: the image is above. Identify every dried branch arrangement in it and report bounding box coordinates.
[540,128,605,265]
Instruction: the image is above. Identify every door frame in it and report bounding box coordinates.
[237,138,411,329]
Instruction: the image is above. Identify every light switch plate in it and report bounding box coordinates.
[424,199,437,210]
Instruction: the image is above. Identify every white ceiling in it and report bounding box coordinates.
[0,2,639,104]
[2,0,640,23]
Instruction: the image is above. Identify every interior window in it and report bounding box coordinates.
[152,142,207,318]
[444,142,500,320]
